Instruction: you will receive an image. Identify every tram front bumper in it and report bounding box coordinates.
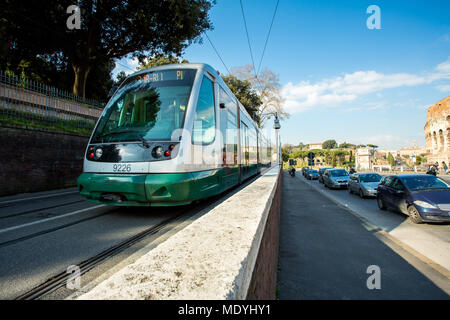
[77,172,198,206]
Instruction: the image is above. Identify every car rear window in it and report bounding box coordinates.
[400,176,450,191]
[330,170,348,177]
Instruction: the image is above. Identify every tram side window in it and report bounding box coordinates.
[193,76,216,145]
[241,122,249,164]
[219,87,238,165]
[227,112,238,164]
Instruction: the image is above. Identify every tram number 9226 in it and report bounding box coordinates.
[112,164,132,173]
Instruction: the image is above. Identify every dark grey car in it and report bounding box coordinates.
[348,173,382,198]
[323,169,350,189]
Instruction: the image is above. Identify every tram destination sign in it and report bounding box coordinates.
[137,69,187,83]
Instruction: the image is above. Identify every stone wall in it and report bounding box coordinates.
[246,167,282,300]
[0,123,88,196]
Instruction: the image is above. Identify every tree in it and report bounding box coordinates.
[138,54,189,70]
[387,152,395,167]
[230,65,288,127]
[334,150,349,166]
[222,74,262,122]
[281,149,290,163]
[322,140,338,149]
[367,144,378,156]
[115,71,128,85]
[282,144,295,154]
[0,0,215,98]
[339,142,356,149]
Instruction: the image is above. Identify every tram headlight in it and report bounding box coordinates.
[152,146,164,158]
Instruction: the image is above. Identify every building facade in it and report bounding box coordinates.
[308,142,323,150]
[424,96,450,165]
[355,148,372,170]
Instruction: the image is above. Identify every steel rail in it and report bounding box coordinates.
[15,211,187,300]
[0,200,86,219]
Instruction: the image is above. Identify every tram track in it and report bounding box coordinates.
[15,210,187,300]
[0,207,113,248]
[0,199,86,219]
[0,190,79,205]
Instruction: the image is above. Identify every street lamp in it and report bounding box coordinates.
[261,112,281,165]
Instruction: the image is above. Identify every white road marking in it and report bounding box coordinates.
[0,205,105,235]
[0,191,79,205]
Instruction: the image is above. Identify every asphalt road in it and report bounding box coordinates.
[0,188,194,299]
[278,171,450,299]
[299,173,450,271]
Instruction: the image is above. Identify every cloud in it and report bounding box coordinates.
[113,56,140,78]
[282,57,450,114]
[436,58,450,73]
[436,84,450,92]
[353,134,423,150]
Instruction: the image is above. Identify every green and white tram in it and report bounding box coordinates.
[77,63,273,206]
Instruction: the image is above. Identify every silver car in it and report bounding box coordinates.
[323,169,350,189]
[349,173,382,198]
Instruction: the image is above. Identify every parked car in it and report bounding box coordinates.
[377,174,450,223]
[307,169,319,180]
[349,173,382,198]
[323,169,350,189]
[318,167,333,183]
[301,167,309,177]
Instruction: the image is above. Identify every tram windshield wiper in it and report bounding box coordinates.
[135,132,151,148]
[98,129,150,148]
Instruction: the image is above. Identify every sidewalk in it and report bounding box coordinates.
[277,172,449,299]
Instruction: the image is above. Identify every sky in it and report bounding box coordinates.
[112,0,450,150]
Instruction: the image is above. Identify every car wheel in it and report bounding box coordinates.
[377,197,386,210]
[407,205,423,224]
[359,189,365,198]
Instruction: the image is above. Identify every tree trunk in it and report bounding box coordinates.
[72,64,91,98]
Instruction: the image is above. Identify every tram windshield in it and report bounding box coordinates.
[91,69,196,143]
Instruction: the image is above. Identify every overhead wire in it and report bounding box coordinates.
[204,32,231,75]
[239,0,258,78]
[256,0,280,75]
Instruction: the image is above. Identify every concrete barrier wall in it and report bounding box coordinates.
[74,166,282,300]
[246,168,282,299]
[0,124,88,196]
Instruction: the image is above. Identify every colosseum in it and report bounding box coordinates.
[424,95,450,166]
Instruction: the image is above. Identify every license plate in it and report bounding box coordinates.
[112,163,132,173]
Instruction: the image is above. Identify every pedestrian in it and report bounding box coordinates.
[442,161,448,174]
